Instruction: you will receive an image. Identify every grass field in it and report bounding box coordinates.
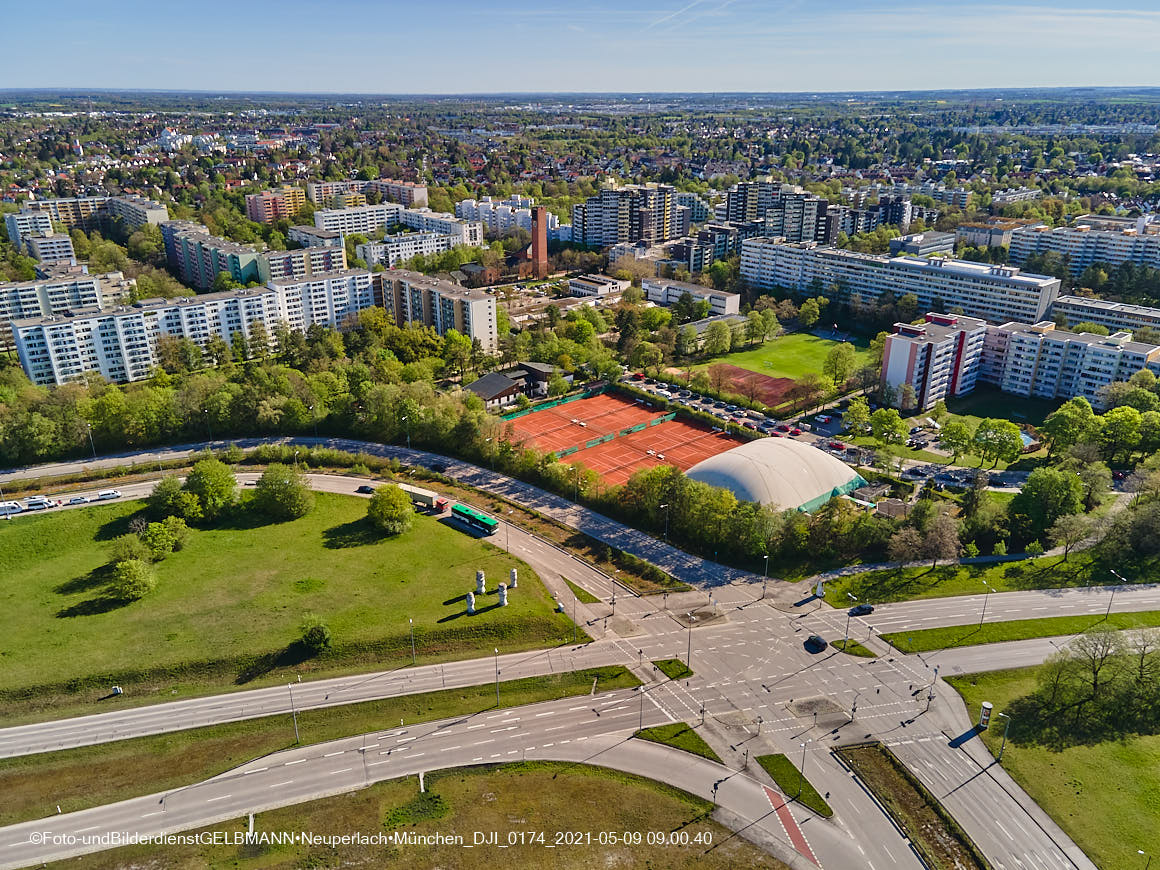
[0,492,573,720]
[823,551,1111,604]
[883,610,1160,652]
[0,667,638,827]
[951,668,1160,870]
[44,762,789,870]
[696,332,871,382]
[634,723,723,763]
[830,638,876,657]
[564,578,600,604]
[755,754,833,817]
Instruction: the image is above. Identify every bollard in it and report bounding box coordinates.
[466,591,476,615]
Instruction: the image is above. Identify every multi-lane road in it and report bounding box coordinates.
[0,442,1128,870]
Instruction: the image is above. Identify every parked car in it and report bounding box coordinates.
[776,423,791,432]
[815,414,833,424]
[23,497,54,510]
[67,496,90,505]
[829,441,847,451]
[96,490,122,500]
[790,427,802,436]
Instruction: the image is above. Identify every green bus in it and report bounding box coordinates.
[451,503,499,536]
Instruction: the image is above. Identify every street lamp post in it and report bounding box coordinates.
[409,618,416,666]
[659,503,669,541]
[401,415,410,450]
[997,711,1012,762]
[308,405,318,438]
[1109,569,1127,620]
[287,683,300,744]
[639,685,645,730]
[686,620,692,668]
[844,592,858,647]
[1139,850,1152,870]
[797,739,811,798]
[203,409,212,441]
[494,648,500,707]
[86,424,97,460]
[979,582,995,628]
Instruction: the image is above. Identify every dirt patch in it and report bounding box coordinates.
[706,364,797,407]
[787,697,843,718]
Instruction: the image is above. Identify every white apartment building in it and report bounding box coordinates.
[880,314,988,410]
[12,270,378,386]
[306,181,365,203]
[1050,295,1160,333]
[397,209,483,246]
[641,277,741,316]
[307,179,428,208]
[455,196,558,236]
[374,270,497,352]
[568,274,631,297]
[985,322,1160,409]
[0,273,104,350]
[1009,219,1160,276]
[13,287,280,386]
[740,239,1061,324]
[25,233,76,263]
[4,211,55,250]
[313,204,405,237]
[269,270,376,333]
[257,246,348,283]
[104,195,171,229]
[356,233,458,269]
[288,225,343,248]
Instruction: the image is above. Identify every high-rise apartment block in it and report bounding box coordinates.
[880,314,988,410]
[355,233,458,269]
[4,211,55,250]
[372,270,497,351]
[306,178,428,208]
[455,195,559,236]
[570,184,687,248]
[1009,217,1160,276]
[244,186,306,223]
[313,204,404,237]
[739,239,1061,324]
[160,221,261,289]
[13,269,380,386]
[257,246,348,283]
[1050,295,1160,334]
[288,226,343,248]
[0,272,104,350]
[15,195,169,234]
[23,234,76,263]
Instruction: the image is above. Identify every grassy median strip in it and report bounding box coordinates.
[564,578,601,604]
[47,761,788,870]
[882,610,1160,652]
[634,722,722,763]
[830,638,877,658]
[0,666,638,828]
[653,658,694,680]
[755,754,833,818]
[837,743,992,870]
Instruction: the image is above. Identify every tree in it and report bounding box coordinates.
[940,421,972,463]
[921,510,961,569]
[441,329,473,380]
[703,321,731,356]
[253,463,315,520]
[760,309,779,341]
[148,475,196,519]
[822,343,857,386]
[844,396,870,433]
[182,458,237,521]
[1008,467,1084,542]
[1049,513,1093,560]
[898,383,917,412]
[300,615,332,655]
[110,559,157,601]
[139,521,180,560]
[1041,397,1099,455]
[1100,405,1142,463]
[367,485,414,535]
[746,310,765,345]
[888,526,922,566]
[870,408,907,447]
[972,418,1023,467]
[798,298,821,328]
[110,534,151,565]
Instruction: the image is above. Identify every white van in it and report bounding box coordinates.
[23,497,53,511]
[0,501,22,516]
[96,490,122,501]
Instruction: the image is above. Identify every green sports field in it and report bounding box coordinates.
[697,332,872,381]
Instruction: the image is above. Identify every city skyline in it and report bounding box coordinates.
[6,0,1160,94]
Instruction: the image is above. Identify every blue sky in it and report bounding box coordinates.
[6,0,1160,93]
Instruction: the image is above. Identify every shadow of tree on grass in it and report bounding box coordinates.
[323,518,381,549]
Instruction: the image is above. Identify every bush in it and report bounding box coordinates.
[253,463,315,520]
[162,515,191,551]
[139,522,177,560]
[110,534,151,565]
[184,458,237,521]
[367,485,414,536]
[110,559,158,601]
[300,616,332,655]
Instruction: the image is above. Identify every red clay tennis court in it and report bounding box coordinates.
[504,392,744,486]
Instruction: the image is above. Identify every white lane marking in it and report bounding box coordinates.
[205,794,232,802]
[242,767,268,775]
[323,751,344,758]
[328,768,353,775]
[534,711,556,717]
[76,826,100,833]
[285,759,307,765]
[140,812,162,818]
[268,780,294,789]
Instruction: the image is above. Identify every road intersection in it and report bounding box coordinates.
[0,442,1123,870]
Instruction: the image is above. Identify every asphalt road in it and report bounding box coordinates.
[0,443,1111,870]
